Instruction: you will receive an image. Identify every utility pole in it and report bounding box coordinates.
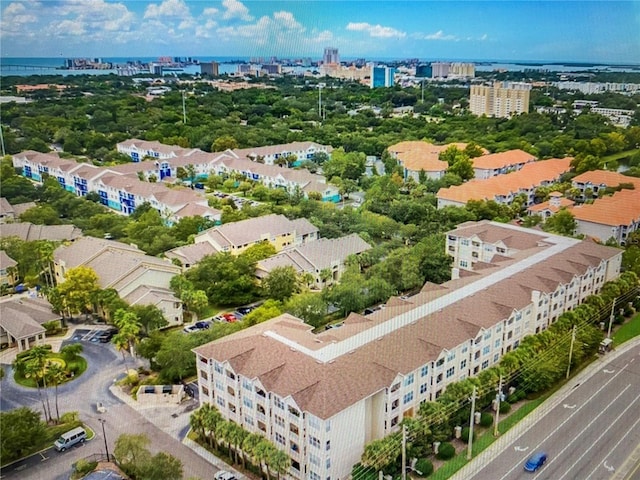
[182,90,187,124]
[401,424,407,480]
[494,375,503,437]
[318,84,323,119]
[421,78,425,103]
[0,124,5,157]
[467,387,477,460]
[99,418,110,461]
[607,297,616,339]
[566,325,577,379]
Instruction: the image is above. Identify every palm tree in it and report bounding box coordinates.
[254,440,277,480]
[28,346,54,422]
[189,407,207,443]
[270,449,291,480]
[228,422,247,465]
[23,360,52,422]
[215,420,234,456]
[60,343,83,361]
[202,404,223,449]
[47,362,66,423]
[241,432,263,469]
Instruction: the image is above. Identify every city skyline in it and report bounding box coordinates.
[1,1,639,64]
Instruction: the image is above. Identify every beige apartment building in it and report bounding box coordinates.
[470,82,531,118]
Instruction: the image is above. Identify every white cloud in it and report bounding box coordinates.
[1,2,38,36]
[202,7,219,17]
[479,34,488,41]
[346,22,406,38]
[144,0,191,19]
[425,30,457,41]
[222,0,252,21]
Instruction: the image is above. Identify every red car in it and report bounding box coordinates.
[222,313,237,322]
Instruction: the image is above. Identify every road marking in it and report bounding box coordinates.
[495,363,631,480]
[514,446,528,452]
[603,369,615,373]
[563,403,577,409]
[604,462,615,472]
[583,409,640,480]
[551,385,637,480]
[38,452,48,461]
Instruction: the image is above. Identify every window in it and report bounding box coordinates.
[310,472,321,480]
[460,359,467,369]
[274,396,285,410]
[494,353,500,362]
[403,392,414,404]
[326,458,331,469]
[275,433,285,445]
[243,397,253,409]
[436,358,445,367]
[420,383,428,394]
[421,365,429,377]
[215,380,223,391]
[275,415,285,427]
[242,379,252,390]
[310,454,320,466]
[436,373,443,384]
[484,331,491,340]
[310,436,321,448]
[326,440,331,451]
[214,362,223,374]
[482,360,489,369]
[404,374,414,386]
[309,415,320,430]
[200,370,208,380]
[446,367,455,378]
[216,397,225,407]
[447,352,456,362]
[460,260,469,268]
[494,339,501,348]
[244,416,254,426]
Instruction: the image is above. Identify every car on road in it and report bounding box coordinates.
[213,471,237,480]
[524,451,547,472]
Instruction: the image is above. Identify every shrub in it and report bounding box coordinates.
[436,442,456,460]
[480,412,494,427]
[516,390,527,401]
[506,394,519,404]
[499,402,512,414]
[461,426,476,443]
[414,458,434,477]
[73,459,97,477]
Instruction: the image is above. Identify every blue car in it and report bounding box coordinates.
[524,451,547,472]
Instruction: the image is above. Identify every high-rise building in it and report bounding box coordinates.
[370,65,396,88]
[415,64,432,78]
[200,62,219,76]
[449,62,475,78]
[470,82,532,118]
[431,61,450,78]
[323,47,339,65]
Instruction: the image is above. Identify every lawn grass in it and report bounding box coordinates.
[613,312,640,346]
[429,394,551,480]
[602,149,638,163]
[14,354,88,388]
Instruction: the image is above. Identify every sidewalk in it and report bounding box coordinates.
[449,338,640,480]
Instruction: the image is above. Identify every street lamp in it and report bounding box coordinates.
[99,418,110,461]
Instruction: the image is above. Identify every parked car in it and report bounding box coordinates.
[524,451,548,472]
[96,328,117,343]
[194,321,210,329]
[213,471,237,480]
[183,325,200,333]
[222,313,237,322]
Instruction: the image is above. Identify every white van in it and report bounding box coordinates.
[54,426,87,451]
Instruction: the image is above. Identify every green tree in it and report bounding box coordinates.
[543,209,577,236]
[262,266,299,302]
[242,299,283,326]
[56,266,101,319]
[129,304,168,333]
[0,407,46,463]
[361,433,401,471]
[137,452,183,480]
[284,292,328,327]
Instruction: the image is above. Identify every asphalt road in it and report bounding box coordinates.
[1,328,221,480]
[457,341,640,480]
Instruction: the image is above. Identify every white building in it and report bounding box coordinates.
[194,221,622,479]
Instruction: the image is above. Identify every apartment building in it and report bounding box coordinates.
[527,192,574,220]
[472,149,536,180]
[387,141,483,181]
[11,151,221,224]
[54,237,183,325]
[194,214,318,256]
[470,82,531,118]
[571,170,640,201]
[117,138,197,162]
[255,234,371,287]
[570,189,640,244]
[437,157,571,209]
[193,221,622,480]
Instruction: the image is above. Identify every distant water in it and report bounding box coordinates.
[1,56,639,77]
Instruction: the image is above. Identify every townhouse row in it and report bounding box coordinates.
[193,221,622,480]
[11,140,339,225]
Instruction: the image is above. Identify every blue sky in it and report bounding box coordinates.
[1,1,639,63]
